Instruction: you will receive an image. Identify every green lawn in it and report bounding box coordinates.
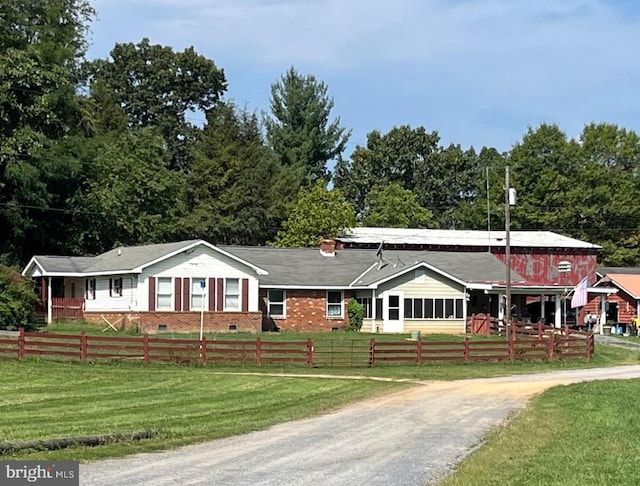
[5,322,640,465]
[441,379,640,486]
[0,359,406,461]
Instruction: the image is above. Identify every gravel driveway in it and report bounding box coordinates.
[79,365,640,486]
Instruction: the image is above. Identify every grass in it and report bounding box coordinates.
[2,325,639,465]
[0,359,407,461]
[19,320,640,380]
[440,379,640,486]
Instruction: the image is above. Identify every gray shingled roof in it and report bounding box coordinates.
[353,250,525,286]
[220,246,375,286]
[85,240,201,273]
[30,256,96,273]
[222,246,520,287]
[32,240,202,274]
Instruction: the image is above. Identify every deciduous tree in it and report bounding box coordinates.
[270,182,356,247]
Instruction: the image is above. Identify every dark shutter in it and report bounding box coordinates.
[109,278,113,297]
[174,278,182,311]
[208,278,216,311]
[182,278,190,311]
[148,277,156,311]
[216,278,224,311]
[241,278,249,312]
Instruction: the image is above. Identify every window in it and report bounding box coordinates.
[388,295,400,320]
[225,278,240,310]
[326,291,343,317]
[404,298,464,320]
[191,278,206,310]
[85,278,96,299]
[110,278,123,297]
[157,277,172,310]
[268,290,286,317]
[356,297,372,319]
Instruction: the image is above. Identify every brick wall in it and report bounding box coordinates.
[83,311,262,333]
[260,289,353,332]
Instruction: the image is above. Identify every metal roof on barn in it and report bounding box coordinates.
[338,227,601,249]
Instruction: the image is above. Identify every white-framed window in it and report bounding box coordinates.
[110,277,123,297]
[326,291,344,318]
[157,277,172,310]
[191,278,206,310]
[85,278,96,299]
[268,290,286,317]
[404,298,464,319]
[225,278,240,310]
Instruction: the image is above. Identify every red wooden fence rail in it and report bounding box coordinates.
[6,328,594,367]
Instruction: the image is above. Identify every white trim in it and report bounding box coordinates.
[363,261,469,289]
[224,277,241,311]
[132,240,268,276]
[22,240,269,278]
[267,289,287,318]
[21,257,45,277]
[326,290,344,318]
[156,276,173,311]
[348,262,378,287]
[260,285,351,290]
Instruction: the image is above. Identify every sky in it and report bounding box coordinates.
[88,0,640,158]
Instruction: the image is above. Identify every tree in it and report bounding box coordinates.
[334,125,440,217]
[333,125,480,228]
[265,67,351,185]
[73,128,183,252]
[178,103,284,245]
[0,264,37,330]
[84,39,227,170]
[270,182,356,247]
[0,0,94,264]
[363,183,435,228]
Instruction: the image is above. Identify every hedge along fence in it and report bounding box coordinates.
[0,328,594,367]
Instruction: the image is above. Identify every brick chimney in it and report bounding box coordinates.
[320,239,336,257]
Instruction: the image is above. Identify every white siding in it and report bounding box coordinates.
[377,269,464,298]
[84,275,137,312]
[64,278,84,298]
[376,267,466,334]
[138,245,259,312]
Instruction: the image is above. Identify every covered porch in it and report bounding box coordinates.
[466,285,618,335]
[35,277,86,323]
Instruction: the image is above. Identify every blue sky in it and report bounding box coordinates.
[88,0,640,157]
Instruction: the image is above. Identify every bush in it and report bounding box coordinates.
[347,299,364,332]
[0,265,37,330]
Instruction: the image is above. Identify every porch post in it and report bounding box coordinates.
[47,277,53,324]
[540,294,546,323]
[498,293,505,325]
[371,288,376,333]
[599,296,606,334]
[554,294,561,329]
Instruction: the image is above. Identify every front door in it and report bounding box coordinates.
[383,292,404,333]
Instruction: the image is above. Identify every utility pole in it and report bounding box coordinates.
[505,165,512,339]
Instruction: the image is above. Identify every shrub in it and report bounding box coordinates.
[0,265,38,330]
[347,299,364,332]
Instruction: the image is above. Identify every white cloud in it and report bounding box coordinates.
[90,0,640,151]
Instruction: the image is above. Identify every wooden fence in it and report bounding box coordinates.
[0,328,594,367]
[35,298,85,320]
